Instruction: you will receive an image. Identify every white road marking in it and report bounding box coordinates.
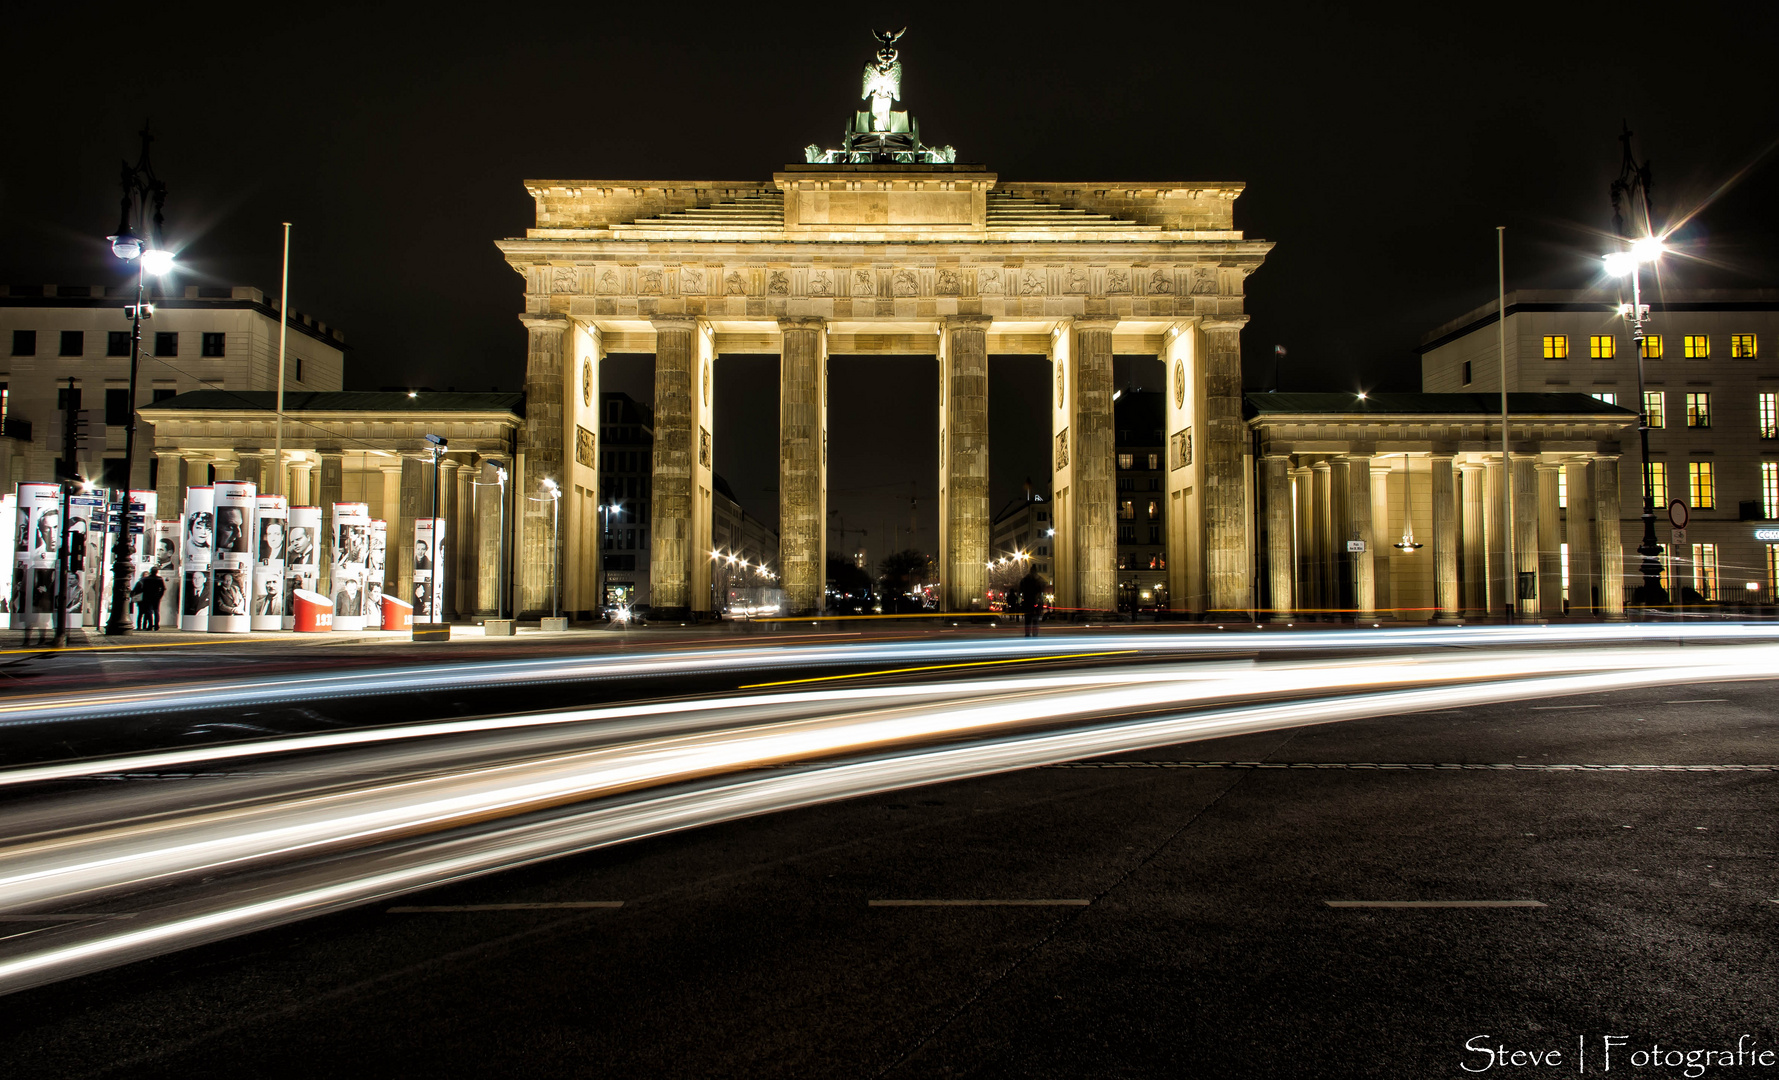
[1530,704,1602,710]
[1325,900,1545,908]
[1664,699,1728,703]
[870,899,1091,907]
[386,902,623,912]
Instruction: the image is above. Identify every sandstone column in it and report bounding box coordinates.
[518,312,569,617]
[1348,454,1375,615]
[453,459,474,618]
[380,463,403,596]
[476,458,506,617]
[1069,320,1117,612]
[293,461,315,507]
[1199,317,1250,613]
[1485,459,1507,617]
[1431,453,1459,618]
[1459,462,1486,615]
[778,318,827,615]
[236,453,263,491]
[1536,462,1562,617]
[1512,455,1540,615]
[1565,461,1595,615]
[155,451,182,520]
[1311,460,1331,614]
[1292,465,1313,612]
[210,458,237,483]
[647,317,697,616]
[1263,455,1293,617]
[439,458,460,618]
[1593,456,1624,616]
[1370,462,1392,614]
[1328,458,1350,613]
[939,315,991,611]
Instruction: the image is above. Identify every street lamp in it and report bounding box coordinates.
[1607,126,1667,612]
[542,478,561,619]
[424,434,446,622]
[103,125,171,636]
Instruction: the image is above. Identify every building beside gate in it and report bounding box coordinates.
[1419,289,1779,601]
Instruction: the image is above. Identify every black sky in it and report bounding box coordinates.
[6,4,1778,558]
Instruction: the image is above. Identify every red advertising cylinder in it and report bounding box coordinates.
[293,588,334,633]
[381,594,413,632]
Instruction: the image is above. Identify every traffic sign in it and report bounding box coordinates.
[1668,499,1689,530]
[1346,540,1366,553]
[1671,528,1688,548]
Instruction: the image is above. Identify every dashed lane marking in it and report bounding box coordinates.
[1325,900,1545,908]
[869,899,1092,907]
[387,902,623,912]
[1043,761,1779,772]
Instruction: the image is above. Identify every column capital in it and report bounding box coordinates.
[1459,460,1486,473]
[518,312,570,333]
[1071,318,1119,332]
[939,314,994,331]
[1533,461,1562,473]
[777,316,826,332]
[1200,315,1251,333]
[650,315,700,333]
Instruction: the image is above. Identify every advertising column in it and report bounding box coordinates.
[151,519,180,629]
[285,506,321,630]
[252,495,288,631]
[180,487,215,631]
[67,489,105,626]
[331,502,370,631]
[365,519,387,628]
[19,482,63,630]
[209,480,257,633]
[414,517,445,623]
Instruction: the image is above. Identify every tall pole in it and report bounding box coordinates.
[55,378,77,648]
[429,445,441,622]
[1612,124,1665,611]
[105,255,147,635]
[1498,225,1514,621]
[273,222,291,498]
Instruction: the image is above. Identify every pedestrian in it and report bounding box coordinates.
[139,569,165,630]
[1016,569,1047,637]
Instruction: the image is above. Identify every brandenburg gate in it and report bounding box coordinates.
[496,32,1271,617]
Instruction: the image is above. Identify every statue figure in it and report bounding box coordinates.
[862,28,905,133]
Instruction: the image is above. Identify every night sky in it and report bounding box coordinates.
[7,5,1777,563]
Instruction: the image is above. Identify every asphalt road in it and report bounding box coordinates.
[3,678,1773,1078]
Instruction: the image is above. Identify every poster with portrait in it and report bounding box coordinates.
[331,502,370,631]
[152,519,180,629]
[97,490,157,630]
[179,486,215,631]
[69,491,109,625]
[413,517,445,623]
[251,495,288,630]
[18,482,63,630]
[365,519,387,628]
[285,505,321,630]
[208,480,256,633]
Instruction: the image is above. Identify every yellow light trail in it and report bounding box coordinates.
[739,650,1137,688]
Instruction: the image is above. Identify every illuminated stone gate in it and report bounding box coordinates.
[496,34,1271,617]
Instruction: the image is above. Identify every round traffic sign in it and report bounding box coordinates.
[1668,499,1689,529]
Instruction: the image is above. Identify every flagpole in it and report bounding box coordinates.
[273,222,291,498]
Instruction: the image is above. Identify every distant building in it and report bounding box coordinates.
[990,487,1053,599]
[0,283,345,490]
[597,392,653,610]
[1420,289,1779,602]
[1114,388,1168,612]
[711,473,779,612]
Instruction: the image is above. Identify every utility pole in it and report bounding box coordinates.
[54,378,78,648]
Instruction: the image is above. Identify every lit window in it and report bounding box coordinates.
[1147,453,1160,470]
[1691,543,1719,600]
[1542,335,1568,359]
[1642,391,1663,428]
[1769,545,1779,597]
[1684,335,1709,359]
[1763,462,1778,519]
[1685,392,1711,428]
[1646,461,1667,507]
[1117,453,1133,470]
[1731,334,1757,359]
[1641,335,1663,359]
[1147,499,1159,519]
[1589,335,1615,359]
[0,383,8,425]
[1761,393,1778,439]
[1557,469,1567,509]
[1688,461,1715,509]
[1560,542,1570,595]
[1592,392,1618,406]
[1119,499,1135,519]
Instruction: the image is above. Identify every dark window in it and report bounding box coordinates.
[57,387,83,412]
[148,456,158,489]
[295,357,304,382]
[59,330,83,357]
[1118,525,1136,543]
[11,330,36,356]
[153,332,177,357]
[107,331,131,356]
[105,388,129,426]
[152,387,177,403]
[1149,526,1161,544]
[201,332,226,357]
[1462,360,1472,385]
[99,457,128,490]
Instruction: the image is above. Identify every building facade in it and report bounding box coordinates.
[1,283,345,491]
[1420,290,1779,602]
[1115,389,1168,611]
[596,392,653,612]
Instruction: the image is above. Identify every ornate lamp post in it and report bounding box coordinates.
[1606,126,1666,610]
[103,126,172,636]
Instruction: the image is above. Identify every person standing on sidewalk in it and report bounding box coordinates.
[1016,569,1047,637]
[138,569,166,631]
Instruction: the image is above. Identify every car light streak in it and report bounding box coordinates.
[0,641,1773,995]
